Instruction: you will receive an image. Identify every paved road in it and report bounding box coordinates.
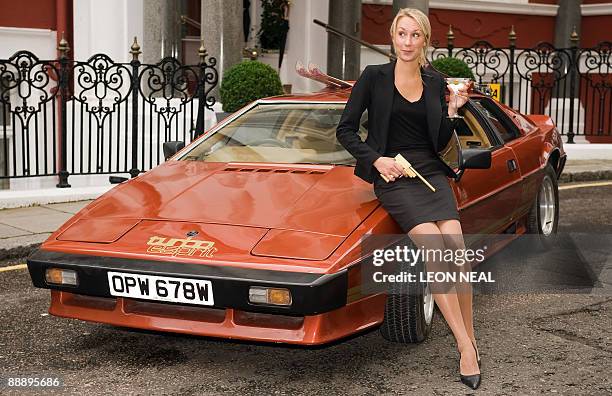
[1,184,611,395]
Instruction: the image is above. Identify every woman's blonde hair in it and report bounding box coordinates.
[389,8,431,68]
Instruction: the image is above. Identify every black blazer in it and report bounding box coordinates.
[336,60,457,184]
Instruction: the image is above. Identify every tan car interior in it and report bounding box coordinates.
[439,107,494,169]
[457,109,493,150]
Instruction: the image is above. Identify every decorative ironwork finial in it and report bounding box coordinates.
[446,25,455,48]
[199,41,208,63]
[570,25,579,45]
[509,25,516,46]
[58,31,70,56]
[130,37,141,61]
[243,47,259,60]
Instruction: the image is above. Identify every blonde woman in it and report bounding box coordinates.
[336,8,481,390]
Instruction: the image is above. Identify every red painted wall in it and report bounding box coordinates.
[362,4,612,49]
[429,9,555,49]
[582,15,612,48]
[579,73,612,141]
[0,0,57,30]
[362,5,556,49]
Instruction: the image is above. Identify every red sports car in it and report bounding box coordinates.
[27,69,565,345]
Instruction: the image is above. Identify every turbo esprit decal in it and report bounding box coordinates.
[146,235,218,258]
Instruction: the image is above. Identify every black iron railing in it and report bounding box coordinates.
[317,19,611,143]
[0,37,218,186]
[430,27,611,143]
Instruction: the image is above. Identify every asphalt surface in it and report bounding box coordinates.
[1,183,611,395]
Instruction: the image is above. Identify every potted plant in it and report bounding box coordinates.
[218,60,284,118]
[430,57,475,79]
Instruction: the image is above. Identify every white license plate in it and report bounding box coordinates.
[107,271,214,306]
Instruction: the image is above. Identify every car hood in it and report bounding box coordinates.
[79,161,378,238]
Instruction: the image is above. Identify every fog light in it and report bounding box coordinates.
[248,287,292,306]
[45,268,78,286]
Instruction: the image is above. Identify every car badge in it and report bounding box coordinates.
[146,234,217,258]
[186,230,199,237]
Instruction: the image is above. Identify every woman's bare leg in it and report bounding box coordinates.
[407,222,479,375]
[436,219,480,372]
[436,220,476,341]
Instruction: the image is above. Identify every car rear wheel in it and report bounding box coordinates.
[526,163,559,248]
[379,260,434,343]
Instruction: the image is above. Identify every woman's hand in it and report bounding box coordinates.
[374,157,405,182]
[447,81,472,116]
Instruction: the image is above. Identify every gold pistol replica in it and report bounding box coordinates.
[381,154,436,192]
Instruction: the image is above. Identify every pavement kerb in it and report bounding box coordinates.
[558,170,612,183]
[0,243,41,262]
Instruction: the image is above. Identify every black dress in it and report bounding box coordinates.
[373,86,459,233]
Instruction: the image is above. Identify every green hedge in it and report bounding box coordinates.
[430,57,475,80]
[220,61,284,113]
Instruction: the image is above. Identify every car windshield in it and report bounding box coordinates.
[179,103,367,165]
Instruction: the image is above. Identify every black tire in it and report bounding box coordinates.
[379,259,434,343]
[526,163,559,249]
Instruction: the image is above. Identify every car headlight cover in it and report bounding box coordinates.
[45,268,78,286]
[248,287,292,306]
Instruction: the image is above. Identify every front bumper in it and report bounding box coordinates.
[28,249,386,345]
[27,249,348,316]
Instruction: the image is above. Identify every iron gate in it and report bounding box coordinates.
[0,38,218,186]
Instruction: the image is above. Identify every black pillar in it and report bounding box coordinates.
[327,0,361,80]
[554,0,582,48]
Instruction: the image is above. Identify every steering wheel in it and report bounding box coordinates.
[249,138,291,148]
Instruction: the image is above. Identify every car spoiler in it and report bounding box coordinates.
[295,60,353,89]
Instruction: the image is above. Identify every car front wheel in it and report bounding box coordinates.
[379,260,434,343]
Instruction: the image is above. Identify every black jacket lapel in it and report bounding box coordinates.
[376,60,395,154]
[377,61,442,154]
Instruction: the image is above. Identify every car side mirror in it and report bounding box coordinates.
[461,148,491,169]
[455,148,491,182]
[109,176,128,184]
[163,141,185,160]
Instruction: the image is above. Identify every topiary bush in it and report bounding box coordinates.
[220,60,284,113]
[430,57,475,80]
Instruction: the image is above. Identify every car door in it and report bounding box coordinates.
[451,101,523,235]
[486,101,543,221]
[475,98,538,223]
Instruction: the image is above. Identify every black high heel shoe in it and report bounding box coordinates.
[459,343,481,390]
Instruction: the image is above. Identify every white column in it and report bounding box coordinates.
[201,0,243,101]
[73,0,144,62]
[278,0,330,93]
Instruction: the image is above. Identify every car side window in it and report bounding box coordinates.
[452,107,493,150]
[474,99,520,143]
